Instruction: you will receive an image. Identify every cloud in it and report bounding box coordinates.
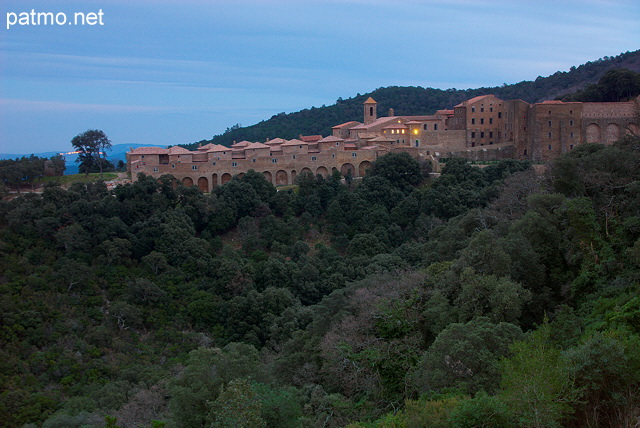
[0,98,171,113]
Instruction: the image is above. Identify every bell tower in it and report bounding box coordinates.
[364,97,377,125]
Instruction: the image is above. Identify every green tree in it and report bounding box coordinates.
[71,129,113,177]
[499,321,579,428]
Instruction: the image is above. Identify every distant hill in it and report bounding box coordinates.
[187,50,640,149]
[0,143,167,175]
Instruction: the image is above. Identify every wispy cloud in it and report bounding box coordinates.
[0,98,172,113]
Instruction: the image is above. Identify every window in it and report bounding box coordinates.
[471,118,476,124]
[480,132,485,138]
[232,162,237,167]
[415,140,419,147]
[171,163,175,168]
[489,118,493,124]
[570,144,574,149]
[548,120,552,127]
[548,110,551,115]
[192,165,198,170]
[489,132,493,138]
[471,107,475,112]
[153,167,159,172]
[311,156,317,161]
[252,159,256,163]
[548,132,552,138]
[369,106,373,116]
[352,152,357,157]
[548,145,552,150]
[498,112,502,119]
[570,110,573,115]
[141,155,145,159]
[212,161,216,166]
[272,158,277,163]
[570,132,574,138]
[292,155,296,159]
[434,124,438,130]
[480,118,484,125]
[481,107,484,112]
[490,107,493,112]
[401,129,405,134]
[570,120,574,126]
[336,142,340,146]
[471,132,476,138]
[471,142,476,147]
[524,149,528,156]
[332,154,335,158]
[423,124,427,130]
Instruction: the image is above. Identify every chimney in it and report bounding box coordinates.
[389,108,395,117]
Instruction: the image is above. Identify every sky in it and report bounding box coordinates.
[1,0,639,154]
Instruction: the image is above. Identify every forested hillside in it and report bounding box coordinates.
[187,50,640,149]
[1,134,639,427]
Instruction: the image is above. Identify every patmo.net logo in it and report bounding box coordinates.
[6,9,105,29]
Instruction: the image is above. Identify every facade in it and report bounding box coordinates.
[127,94,640,191]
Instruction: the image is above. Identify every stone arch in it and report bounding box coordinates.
[316,166,329,178]
[341,163,355,177]
[212,173,218,188]
[358,161,372,177]
[276,170,288,185]
[221,173,232,184]
[263,171,273,183]
[236,172,245,180]
[197,177,208,192]
[586,123,601,143]
[606,123,620,144]
[182,177,194,187]
[300,167,312,176]
[627,123,640,136]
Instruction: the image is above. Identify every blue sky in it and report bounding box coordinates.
[1,0,639,154]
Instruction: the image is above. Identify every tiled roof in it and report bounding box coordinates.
[130,147,168,154]
[232,140,252,148]
[265,138,286,145]
[383,123,408,129]
[455,94,496,107]
[245,142,270,149]
[318,136,344,143]
[300,135,323,142]
[351,117,398,130]
[168,146,191,154]
[364,97,377,104]
[332,121,360,129]
[208,145,230,152]
[282,139,307,146]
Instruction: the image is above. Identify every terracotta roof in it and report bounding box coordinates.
[245,142,270,149]
[208,145,230,152]
[362,145,381,150]
[405,120,423,125]
[454,94,496,107]
[168,146,191,154]
[438,109,455,115]
[364,97,377,104]
[282,139,307,146]
[540,100,564,104]
[232,140,252,148]
[300,135,323,142]
[318,135,344,143]
[265,138,286,145]
[351,117,398,130]
[344,143,358,148]
[332,121,360,129]
[130,147,168,154]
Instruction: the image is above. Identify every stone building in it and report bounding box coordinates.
[127,94,640,191]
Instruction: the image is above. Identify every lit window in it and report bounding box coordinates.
[402,129,405,134]
[413,129,418,135]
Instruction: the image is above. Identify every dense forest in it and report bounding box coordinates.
[186,50,640,149]
[1,132,639,426]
